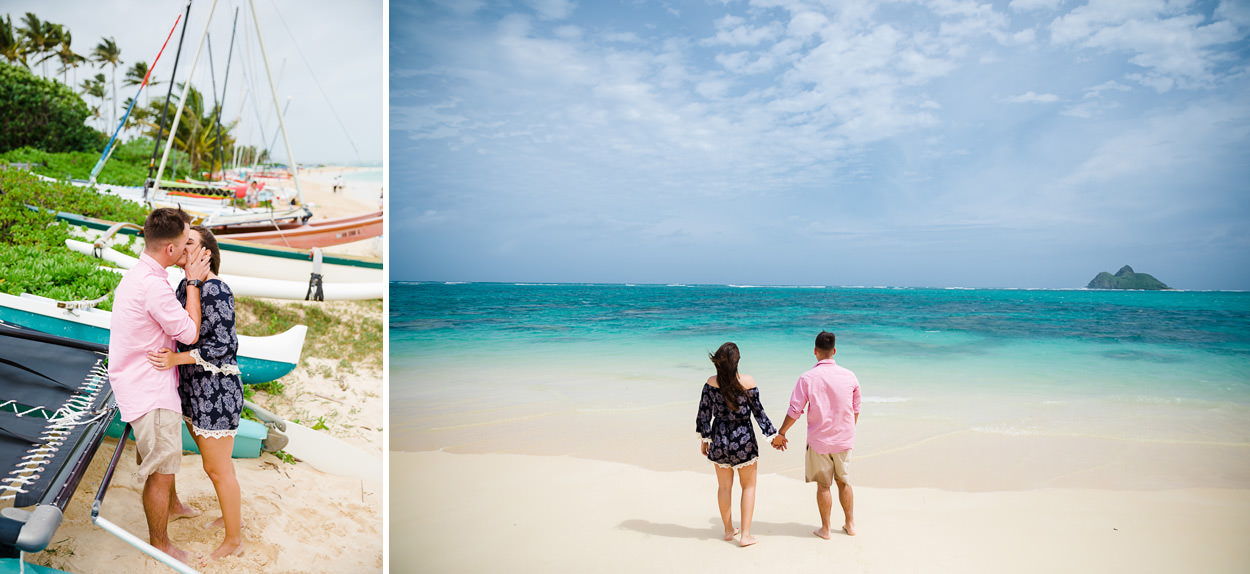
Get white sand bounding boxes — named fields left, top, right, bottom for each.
left=392, top=450, right=1250, bottom=573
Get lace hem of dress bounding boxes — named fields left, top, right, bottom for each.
left=697, top=434, right=712, bottom=444
left=182, top=417, right=238, bottom=439
left=189, top=349, right=242, bottom=376
left=712, top=457, right=758, bottom=470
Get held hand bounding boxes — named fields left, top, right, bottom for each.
left=771, top=434, right=788, bottom=451
left=147, top=348, right=175, bottom=371
left=185, top=246, right=211, bottom=282
left=700, top=442, right=709, bottom=456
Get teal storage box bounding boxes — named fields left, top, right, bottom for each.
left=105, top=412, right=268, bottom=458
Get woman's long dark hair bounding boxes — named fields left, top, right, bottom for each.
left=710, top=342, right=744, bottom=410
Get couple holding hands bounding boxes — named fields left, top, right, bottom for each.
left=695, top=331, right=861, bottom=547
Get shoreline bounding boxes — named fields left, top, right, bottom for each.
left=392, top=450, right=1250, bottom=573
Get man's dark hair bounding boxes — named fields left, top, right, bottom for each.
left=815, top=330, right=836, bottom=351
left=143, top=207, right=192, bottom=245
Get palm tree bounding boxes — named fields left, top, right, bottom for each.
left=80, top=73, right=107, bottom=131
left=19, top=13, right=56, bottom=77
left=92, top=36, right=123, bottom=134
left=53, top=28, right=86, bottom=87
left=140, top=85, right=238, bottom=177
left=124, top=60, right=158, bottom=106
left=0, top=14, right=29, bottom=67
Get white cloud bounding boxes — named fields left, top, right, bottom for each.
left=706, top=14, right=782, bottom=46
left=1009, top=0, right=1064, bottom=12
left=604, top=32, right=643, bottom=44
left=1002, top=91, right=1061, bottom=103
left=525, top=0, right=575, bottom=21
left=1050, top=0, right=1249, bottom=90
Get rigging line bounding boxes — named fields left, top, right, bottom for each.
left=213, top=8, right=241, bottom=180
left=89, top=9, right=184, bottom=184
left=147, top=0, right=195, bottom=197
left=265, top=0, right=363, bottom=162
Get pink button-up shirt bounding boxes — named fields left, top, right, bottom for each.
left=786, top=358, right=861, bottom=454
left=108, top=252, right=198, bottom=422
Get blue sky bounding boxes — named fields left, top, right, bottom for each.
left=390, top=0, right=1250, bottom=289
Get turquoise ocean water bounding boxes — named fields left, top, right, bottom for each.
left=391, top=282, right=1250, bottom=481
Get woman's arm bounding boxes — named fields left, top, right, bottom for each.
left=148, top=348, right=195, bottom=370
left=696, top=384, right=715, bottom=454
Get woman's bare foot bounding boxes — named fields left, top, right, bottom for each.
left=203, top=538, right=245, bottom=563
left=813, top=527, right=832, bottom=539
left=201, top=516, right=247, bottom=531
left=739, top=534, right=758, bottom=547
left=723, top=527, right=739, bottom=541
left=170, top=504, right=202, bottom=521
left=842, top=523, right=856, bottom=536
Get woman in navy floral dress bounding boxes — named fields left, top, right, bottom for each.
left=696, top=342, right=776, bottom=547
left=149, top=225, right=244, bottom=562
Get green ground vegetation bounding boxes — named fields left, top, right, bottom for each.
left=0, top=167, right=147, bottom=308
left=235, top=297, right=384, bottom=371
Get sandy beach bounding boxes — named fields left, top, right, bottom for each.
left=393, top=450, right=1250, bottom=573
left=25, top=170, right=384, bottom=573
left=391, top=390, right=1250, bottom=573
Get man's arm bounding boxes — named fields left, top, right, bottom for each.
left=771, top=415, right=799, bottom=450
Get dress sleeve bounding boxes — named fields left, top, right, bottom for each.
left=749, top=389, right=777, bottom=438
left=696, top=385, right=714, bottom=443
left=194, top=281, right=239, bottom=367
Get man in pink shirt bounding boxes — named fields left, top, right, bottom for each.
left=109, top=207, right=210, bottom=562
left=772, top=330, right=861, bottom=538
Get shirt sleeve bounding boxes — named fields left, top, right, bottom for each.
left=749, top=389, right=777, bottom=438
left=696, top=385, right=714, bottom=443
left=145, top=277, right=197, bottom=345
left=786, top=375, right=808, bottom=421
left=195, top=282, right=239, bottom=366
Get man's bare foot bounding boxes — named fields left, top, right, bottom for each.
left=153, top=542, right=192, bottom=563
left=170, top=504, right=202, bottom=521
left=739, top=534, right=758, bottom=547
left=723, top=527, right=739, bottom=541
left=203, top=538, right=245, bottom=563
left=842, top=523, right=856, bottom=536
left=813, top=527, right=832, bottom=540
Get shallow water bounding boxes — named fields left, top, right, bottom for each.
left=390, top=283, right=1250, bottom=486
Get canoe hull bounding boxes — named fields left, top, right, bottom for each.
left=0, top=293, right=305, bottom=384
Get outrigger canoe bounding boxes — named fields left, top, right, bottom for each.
left=212, top=210, right=383, bottom=249
left=0, top=292, right=305, bottom=385
left=67, top=239, right=383, bottom=301
left=50, top=208, right=383, bottom=287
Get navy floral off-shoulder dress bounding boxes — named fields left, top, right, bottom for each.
left=696, top=383, right=777, bottom=469
left=175, top=278, right=244, bottom=439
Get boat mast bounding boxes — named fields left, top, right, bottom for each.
left=153, top=0, right=221, bottom=194
left=248, top=0, right=304, bottom=205
left=213, top=8, right=240, bottom=181
left=146, top=0, right=193, bottom=200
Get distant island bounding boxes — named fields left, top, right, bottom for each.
left=1087, top=265, right=1171, bottom=290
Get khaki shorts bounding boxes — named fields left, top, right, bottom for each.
left=805, top=446, right=851, bottom=487
left=132, top=408, right=182, bottom=481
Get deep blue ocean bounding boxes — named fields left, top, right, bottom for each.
left=390, top=282, right=1250, bottom=453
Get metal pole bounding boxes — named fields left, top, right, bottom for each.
left=214, top=8, right=240, bottom=181
left=248, top=0, right=304, bottom=205
left=147, top=0, right=194, bottom=199
left=153, top=0, right=221, bottom=194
